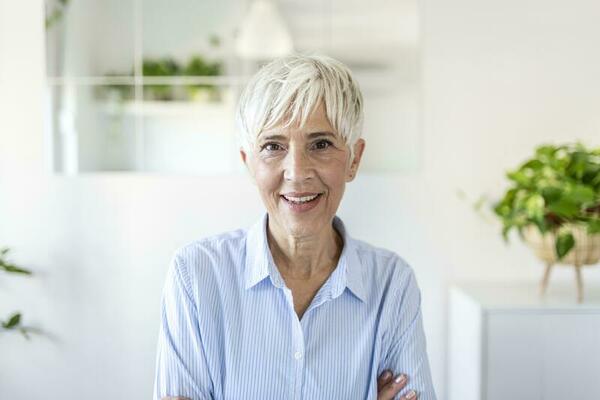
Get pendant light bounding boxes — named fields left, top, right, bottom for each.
left=235, top=0, right=293, bottom=60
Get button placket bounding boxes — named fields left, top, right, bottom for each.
left=292, top=344, right=305, bottom=400
left=282, top=286, right=306, bottom=400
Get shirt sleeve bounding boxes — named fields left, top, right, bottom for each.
left=153, top=254, right=214, bottom=400
left=381, top=264, right=437, bottom=400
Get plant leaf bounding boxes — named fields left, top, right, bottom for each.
left=533, top=218, right=548, bottom=233
left=547, top=198, right=580, bottom=218
left=567, top=185, right=595, bottom=204
left=19, top=327, right=31, bottom=340
left=541, top=186, right=563, bottom=203
left=501, top=224, right=512, bottom=242
left=567, top=151, right=590, bottom=180
left=521, top=159, right=544, bottom=171
left=506, top=171, right=531, bottom=187
left=525, top=194, right=545, bottom=221
left=535, top=145, right=557, bottom=160
left=472, top=194, right=489, bottom=212
left=555, top=232, right=575, bottom=260
left=0, top=262, right=32, bottom=275
left=2, top=312, right=21, bottom=329
left=588, top=219, right=600, bottom=234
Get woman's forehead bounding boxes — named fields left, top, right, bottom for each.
left=259, top=105, right=337, bottom=139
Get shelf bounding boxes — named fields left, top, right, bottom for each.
left=46, top=75, right=250, bottom=86
left=100, top=99, right=235, bottom=118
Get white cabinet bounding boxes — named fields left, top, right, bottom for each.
left=448, top=283, right=600, bottom=400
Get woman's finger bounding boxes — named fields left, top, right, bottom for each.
left=377, top=373, right=408, bottom=400
left=161, top=397, right=191, bottom=400
left=399, top=389, right=418, bottom=400
left=377, top=370, right=393, bottom=393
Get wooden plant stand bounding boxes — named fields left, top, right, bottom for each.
left=539, top=262, right=585, bottom=303
left=524, top=224, right=600, bottom=303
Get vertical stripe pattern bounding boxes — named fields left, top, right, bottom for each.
left=153, top=212, right=437, bottom=400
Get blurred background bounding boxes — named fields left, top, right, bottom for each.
left=1, top=0, right=599, bottom=399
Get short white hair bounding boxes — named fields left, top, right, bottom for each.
left=235, top=53, right=364, bottom=163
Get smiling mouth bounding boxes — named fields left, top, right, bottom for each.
left=280, top=193, right=323, bottom=204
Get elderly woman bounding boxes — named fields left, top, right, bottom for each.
left=153, top=54, right=437, bottom=400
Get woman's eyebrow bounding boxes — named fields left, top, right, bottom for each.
left=259, top=134, right=287, bottom=141
left=307, top=131, right=336, bottom=139
left=259, top=131, right=336, bottom=141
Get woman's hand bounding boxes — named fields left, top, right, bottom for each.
left=377, top=370, right=418, bottom=400
left=161, top=371, right=417, bottom=400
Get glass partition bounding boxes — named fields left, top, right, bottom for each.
left=45, top=0, right=421, bottom=174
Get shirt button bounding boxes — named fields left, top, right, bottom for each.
left=294, top=351, right=303, bottom=360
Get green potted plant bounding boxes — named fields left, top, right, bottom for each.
left=493, top=142, right=600, bottom=301
left=142, top=57, right=180, bottom=101
left=183, top=55, right=223, bottom=102
left=1, top=247, right=33, bottom=338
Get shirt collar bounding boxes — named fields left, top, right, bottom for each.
left=244, top=212, right=367, bottom=303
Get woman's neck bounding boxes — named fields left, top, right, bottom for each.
left=267, top=220, right=343, bottom=281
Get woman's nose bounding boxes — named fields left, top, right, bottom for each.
left=283, top=147, right=314, bottom=182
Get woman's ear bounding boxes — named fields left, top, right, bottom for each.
left=347, top=138, right=366, bottom=181
left=239, top=148, right=256, bottom=185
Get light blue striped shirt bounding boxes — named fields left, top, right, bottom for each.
left=153, top=212, right=436, bottom=400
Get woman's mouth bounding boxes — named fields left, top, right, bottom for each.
left=280, top=193, right=323, bottom=212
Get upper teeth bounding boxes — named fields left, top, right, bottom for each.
left=284, top=194, right=320, bottom=203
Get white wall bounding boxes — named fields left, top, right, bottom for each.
left=422, top=0, right=600, bottom=283
left=2, top=0, right=600, bottom=399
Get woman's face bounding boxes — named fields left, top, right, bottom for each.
left=240, top=101, right=365, bottom=239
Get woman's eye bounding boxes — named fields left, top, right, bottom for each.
left=314, top=140, right=333, bottom=150
left=261, top=143, right=282, bottom=152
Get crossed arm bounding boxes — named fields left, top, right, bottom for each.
left=160, top=373, right=416, bottom=400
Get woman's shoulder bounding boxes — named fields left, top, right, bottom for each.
left=163, top=228, right=250, bottom=312
left=351, top=238, right=416, bottom=284
left=352, top=238, right=411, bottom=268
left=170, top=227, right=249, bottom=275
